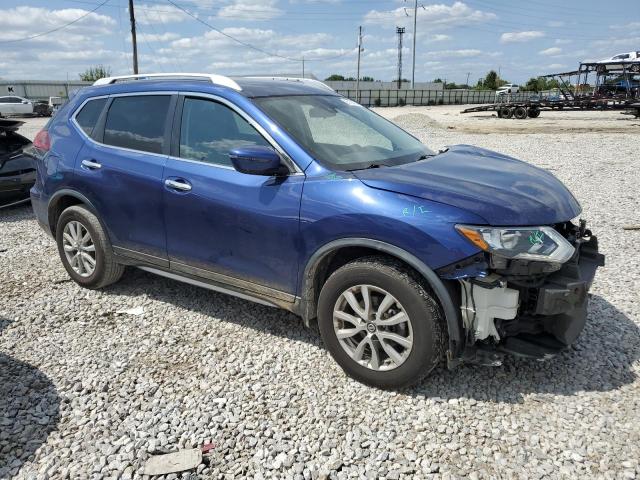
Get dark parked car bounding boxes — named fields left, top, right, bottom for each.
left=0, top=119, right=35, bottom=207
left=30, top=73, right=604, bottom=389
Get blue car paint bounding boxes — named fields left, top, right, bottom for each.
left=354, top=145, right=581, bottom=226
left=31, top=78, right=580, bottom=302
left=74, top=141, right=169, bottom=259
left=162, top=159, right=305, bottom=293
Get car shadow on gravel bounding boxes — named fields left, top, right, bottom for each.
left=408, top=294, right=640, bottom=402
left=105, top=270, right=638, bottom=402
left=0, top=203, right=34, bottom=224
left=0, top=317, right=61, bottom=478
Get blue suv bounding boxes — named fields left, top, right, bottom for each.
left=30, top=74, right=604, bottom=388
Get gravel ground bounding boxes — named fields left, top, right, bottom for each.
left=1, top=111, right=639, bottom=479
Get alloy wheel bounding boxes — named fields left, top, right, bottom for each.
left=333, top=284, right=413, bottom=371
left=62, top=220, right=96, bottom=277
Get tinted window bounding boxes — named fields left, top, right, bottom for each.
left=104, top=95, right=171, bottom=154
left=179, top=97, right=270, bottom=166
left=0, top=98, right=9, bottom=103
left=75, top=98, right=107, bottom=136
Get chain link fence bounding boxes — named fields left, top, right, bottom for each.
left=336, top=89, right=536, bottom=107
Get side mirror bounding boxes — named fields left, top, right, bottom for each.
left=229, top=146, right=285, bottom=176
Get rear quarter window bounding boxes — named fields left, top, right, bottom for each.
left=75, top=98, right=107, bottom=136
left=103, top=95, right=171, bottom=154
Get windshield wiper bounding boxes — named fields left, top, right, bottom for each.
left=346, top=163, right=387, bottom=171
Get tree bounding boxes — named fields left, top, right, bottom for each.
left=360, top=76, right=375, bottom=82
left=325, top=74, right=346, bottom=81
left=523, top=77, right=562, bottom=92
left=474, top=70, right=509, bottom=90
left=79, top=65, right=112, bottom=82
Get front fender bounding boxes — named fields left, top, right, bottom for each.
left=298, top=177, right=485, bottom=361
left=298, top=237, right=465, bottom=361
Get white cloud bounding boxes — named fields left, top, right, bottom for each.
left=0, top=6, right=116, bottom=40
left=217, top=0, right=283, bottom=20
left=137, top=32, right=181, bottom=42
left=425, top=34, right=451, bottom=43
left=539, top=47, right=562, bottom=56
left=136, top=4, right=189, bottom=25
left=592, top=36, right=640, bottom=48
left=364, top=2, right=495, bottom=29
left=426, top=49, right=501, bottom=58
left=609, top=21, right=640, bottom=30
left=500, top=31, right=545, bottom=43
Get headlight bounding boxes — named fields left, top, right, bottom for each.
left=455, top=225, right=575, bottom=264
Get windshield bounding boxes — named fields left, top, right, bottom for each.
left=253, top=95, right=433, bottom=170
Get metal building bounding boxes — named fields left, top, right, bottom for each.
left=0, top=80, right=91, bottom=101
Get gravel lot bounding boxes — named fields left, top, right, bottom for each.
left=1, top=110, right=639, bottom=479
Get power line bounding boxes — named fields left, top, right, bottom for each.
left=0, top=0, right=112, bottom=44
left=166, top=0, right=356, bottom=62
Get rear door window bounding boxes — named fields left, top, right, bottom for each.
left=75, top=98, right=107, bottom=136
left=103, top=95, right=171, bottom=154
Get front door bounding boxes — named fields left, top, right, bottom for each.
left=162, top=95, right=304, bottom=296
left=73, top=94, right=174, bottom=263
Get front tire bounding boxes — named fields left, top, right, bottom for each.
left=56, top=205, right=124, bottom=289
left=317, top=256, right=445, bottom=389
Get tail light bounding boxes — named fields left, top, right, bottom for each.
left=33, top=130, right=50, bottom=151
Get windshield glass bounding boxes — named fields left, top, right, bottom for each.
left=253, top=95, right=433, bottom=170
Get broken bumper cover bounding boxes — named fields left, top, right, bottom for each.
left=499, top=236, right=604, bottom=358
left=444, top=234, right=605, bottom=362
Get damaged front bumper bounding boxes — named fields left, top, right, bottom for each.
left=439, top=221, right=605, bottom=364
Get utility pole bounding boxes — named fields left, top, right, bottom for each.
left=396, top=26, right=405, bottom=90
left=128, top=0, right=139, bottom=74
left=466, top=72, right=471, bottom=87
left=302, top=57, right=305, bottom=78
left=411, top=0, right=418, bottom=89
left=356, top=26, right=362, bottom=103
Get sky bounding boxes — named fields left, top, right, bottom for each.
left=0, top=0, right=639, bottom=84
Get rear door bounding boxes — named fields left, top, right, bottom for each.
left=162, top=94, right=304, bottom=296
left=72, top=93, right=176, bottom=265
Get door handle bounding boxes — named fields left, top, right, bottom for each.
left=165, top=178, right=192, bottom=192
left=81, top=159, right=102, bottom=170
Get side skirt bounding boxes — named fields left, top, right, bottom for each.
left=139, top=267, right=281, bottom=308
left=113, top=247, right=299, bottom=313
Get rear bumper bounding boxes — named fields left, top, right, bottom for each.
left=29, top=186, right=53, bottom=236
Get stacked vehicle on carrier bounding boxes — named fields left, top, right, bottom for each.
left=462, top=55, right=640, bottom=119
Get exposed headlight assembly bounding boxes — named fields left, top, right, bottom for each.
left=455, top=225, right=575, bottom=264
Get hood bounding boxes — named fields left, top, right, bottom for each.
left=354, top=145, right=581, bottom=226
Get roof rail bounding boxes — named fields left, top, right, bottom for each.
left=93, top=73, right=242, bottom=91
left=244, top=76, right=335, bottom=92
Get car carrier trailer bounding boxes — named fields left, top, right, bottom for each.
left=461, top=59, right=639, bottom=119
left=461, top=97, right=638, bottom=119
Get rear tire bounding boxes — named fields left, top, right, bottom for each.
left=317, top=256, right=445, bottom=389
left=499, top=106, right=513, bottom=119
left=56, top=205, right=124, bottom=289
left=514, top=106, right=528, bottom=119
left=527, top=107, right=541, bottom=118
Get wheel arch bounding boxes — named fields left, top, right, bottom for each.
left=298, top=238, right=463, bottom=361
left=47, top=189, right=106, bottom=238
